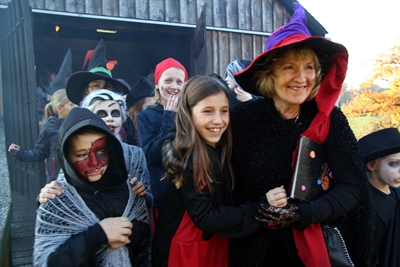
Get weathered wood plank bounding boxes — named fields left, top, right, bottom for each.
left=238, top=0, right=250, bottom=30
left=242, top=34, right=253, bottom=60
left=253, top=35, right=263, bottom=59
left=66, top=0, right=85, bottom=13
left=263, top=0, right=273, bottom=33
left=212, top=0, right=226, bottom=28
left=135, top=0, right=149, bottom=19
left=102, top=0, right=119, bottom=16
left=119, top=0, right=135, bottom=18
left=28, top=0, right=44, bottom=9
left=205, top=30, right=213, bottom=75
left=251, top=0, right=263, bottom=31
left=211, top=31, right=219, bottom=75
left=166, top=0, right=180, bottom=22
left=149, top=0, right=165, bottom=21
left=229, top=32, right=241, bottom=61
left=226, top=0, right=238, bottom=29
left=45, top=0, right=65, bottom=10
left=179, top=0, right=197, bottom=24
left=218, top=31, right=230, bottom=78
left=273, top=0, right=284, bottom=30
left=85, top=0, right=102, bottom=15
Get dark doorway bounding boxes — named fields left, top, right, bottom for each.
left=32, top=12, right=193, bottom=88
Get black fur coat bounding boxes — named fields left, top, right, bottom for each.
left=228, top=97, right=377, bottom=267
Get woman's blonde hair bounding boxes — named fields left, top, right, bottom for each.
left=255, top=47, right=322, bottom=100
left=43, top=89, right=69, bottom=122
left=169, top=75, right=235, bottom=193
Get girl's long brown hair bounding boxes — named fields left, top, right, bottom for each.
left=172, top=75, right=234, bottom=193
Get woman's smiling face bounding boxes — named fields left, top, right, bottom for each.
left=272, top=50, right=316, bottom=109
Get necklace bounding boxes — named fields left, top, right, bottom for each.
left=294, top=116, right=299, bottom=124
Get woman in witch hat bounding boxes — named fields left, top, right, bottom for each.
left=162, top=3, right=376, bottom=266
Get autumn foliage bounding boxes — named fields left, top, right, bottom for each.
left=341, top=40, right=400, bottom=138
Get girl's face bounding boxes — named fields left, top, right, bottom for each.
left=141, top=97, right=154, bottom=111
left=67, top=132, right=108, bottom=182
left=272, top=51, right=316, bottom=109
left=93, top=100, right=123, bottom=136
left=157, top=67, right=185, bottom=103
left=58, top=101, right=77, bottom=118
left=191, top=92, right=229, bottom=148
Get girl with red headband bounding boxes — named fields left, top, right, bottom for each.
left=136, top=58, right=188, bottom=229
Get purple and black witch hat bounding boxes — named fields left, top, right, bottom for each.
left=235, top=2, right=345, bottom=96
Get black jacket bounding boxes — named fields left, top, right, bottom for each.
left=47, top=108, right=150, bottom=267
left=152, top=145, right=260, bottom=267
left=14, top=116, right=63, bottom=182
left=228, top=98, right=376, bottom=267
left=137, top=104, right=175, bottom=208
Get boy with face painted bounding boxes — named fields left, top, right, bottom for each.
left=33, top=108, right=150, bottom=267
left=358, top=128, right=400, bottom=267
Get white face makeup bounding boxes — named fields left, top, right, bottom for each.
left=93, top=100, right=123, bottom=136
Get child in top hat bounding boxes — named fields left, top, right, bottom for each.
left=358, top=128, right=400, bottom=267
left=123, top=77, right=155, bottom=147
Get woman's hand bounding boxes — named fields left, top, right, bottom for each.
left=256, top=202, right=300, bottom=229
left=38, top=181, right=64, bottom=204
left=99, top=217, right=132, bottom=249
left=8, top=143, right=21, bottom=154
left=130, top=177, right=146, bottom=196
left=266, top=185, right=287, bottom=207
left=234, top=87, right=253, bottom=102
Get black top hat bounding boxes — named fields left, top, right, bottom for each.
left=358, top=128, right=400, bottom=162
left=125, top=77, right=155, bottom=109
left=66, top=39, right=129, bottom=104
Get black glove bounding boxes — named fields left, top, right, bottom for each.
left=255, top=201, right=300, bottom=229
left=161, top=139, right=183, bottom=175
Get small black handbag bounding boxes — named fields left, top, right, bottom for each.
left=322, top=224, right=355, bottom=267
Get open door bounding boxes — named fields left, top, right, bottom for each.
left=0, top=0, right=46, bottom=200
left=191, top=3, right=207, bottom=76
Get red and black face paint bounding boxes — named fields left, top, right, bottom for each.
left=72, top=137, right=109, bottom=181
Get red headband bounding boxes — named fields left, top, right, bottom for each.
left=154, top=58, right=188, bottom=84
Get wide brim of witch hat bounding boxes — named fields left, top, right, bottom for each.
left=66, top=66, right=130, bottom=104
left=45, top=48, right=72, bottom=95
left=358, top=128, right=400, bottom=163
left=235, top=3, right=345, bottom=96
left=126, top=77, right=155, bottom=109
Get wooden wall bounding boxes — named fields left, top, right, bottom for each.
left=0, top=0, right=295, bottom=77
left=10, top=0, right=291, bottom=32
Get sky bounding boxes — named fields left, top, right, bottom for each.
left=298, top=0, right=400, bottom=87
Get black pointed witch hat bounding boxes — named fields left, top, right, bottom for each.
left=66, top=39, right=129, bottom=104
left=44, top=48, right=72, bottom=95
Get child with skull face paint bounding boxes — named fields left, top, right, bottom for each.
left=33, top=107, right=150, bottom=267
left=136, top=58, right=188, bottom=228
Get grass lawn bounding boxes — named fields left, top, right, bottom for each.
left=347, top=116, right=379, bottom=140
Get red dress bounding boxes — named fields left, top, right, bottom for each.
left=168, top=211, right=229, bottom=267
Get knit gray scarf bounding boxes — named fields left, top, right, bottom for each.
left=33, top=171, right=149, bottom=267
